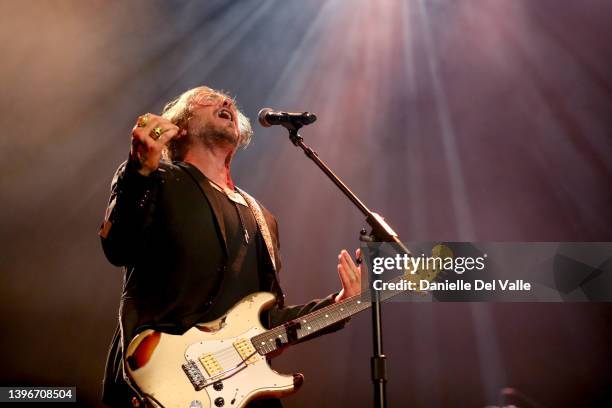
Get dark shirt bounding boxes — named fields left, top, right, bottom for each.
left=203, top=185, right=263, bottom=321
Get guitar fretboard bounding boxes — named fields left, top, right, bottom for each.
left=251, top=273, right=416, bottom=355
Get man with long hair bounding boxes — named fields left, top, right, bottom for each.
left=99, top=86, right=362, bottom=407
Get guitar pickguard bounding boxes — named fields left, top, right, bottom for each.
left=125, top=292, right=298, bottom=408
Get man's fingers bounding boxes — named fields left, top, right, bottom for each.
left=156, top=126, right=180, bottom=145
left=135, top=113, right=163, bottom=128
left=339, top=250, right=360, bottom=285
left=132, top=127, right=157, bottom=150
left=130, top=114, right=177, bottom=176
left=134, top=113, right=175, bottom=139
left=343, top=250, right=361, bottom=281
left=336, top=248, right=364, bottom=302
left=133, top=118, right=160, bottom=139
left=142, top=119, right=163, bottom=139
left=337, top=263, right=352, bottom=293
left=135, top=113, right=157, bottom=134
left=133, top=119, right=178, bottom=147
left=339, top=251, right=353, bottom=282
left=354, top=248, right=362, bottom=282
left=337, top=251, right=353, bottom=285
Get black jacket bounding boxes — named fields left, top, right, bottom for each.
left=99, top=160, right=338, bottom=407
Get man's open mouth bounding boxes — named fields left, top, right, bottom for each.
left=218, top=109, right=233, bottom=122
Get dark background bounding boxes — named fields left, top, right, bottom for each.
left=1, top=1, right=611, bottom=407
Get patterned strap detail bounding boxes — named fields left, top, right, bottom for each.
left=236, top=188, right=277, bottom=272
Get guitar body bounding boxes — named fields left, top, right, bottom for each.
left=125, top=292, right=301, bottom=408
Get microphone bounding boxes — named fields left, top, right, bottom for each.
left=258, top=108, right=317, bottom=128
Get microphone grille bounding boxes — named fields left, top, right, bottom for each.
left=258, top=108, right=273, bottom=127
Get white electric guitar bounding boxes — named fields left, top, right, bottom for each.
left=125, top=270, right=425, bottom=407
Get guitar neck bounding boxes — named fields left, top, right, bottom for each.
left=251, top=274, right=408, bottom=355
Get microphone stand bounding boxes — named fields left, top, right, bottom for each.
left=284, top=124, right=412, bottom=408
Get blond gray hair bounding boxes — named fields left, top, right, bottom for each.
left=161, top=86, right=253, bottom=161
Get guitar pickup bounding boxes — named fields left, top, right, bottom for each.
left=233, top=339, right=258, bottom=365
left=199, top=354, right=224, bottom=376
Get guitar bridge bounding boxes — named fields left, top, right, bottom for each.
left=182, top=360, right=206, bottom=391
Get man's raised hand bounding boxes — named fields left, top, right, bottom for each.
left=130, top=113, right=184, bottom=176
left=335, top=248, right=363, bottom=303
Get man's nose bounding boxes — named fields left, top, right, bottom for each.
left=222, top=98, right=232, bottom=108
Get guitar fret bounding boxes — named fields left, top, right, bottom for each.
left=252, top=293, right=380, bottom=355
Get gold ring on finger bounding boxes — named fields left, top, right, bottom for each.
left=137, top=114, right=150, bottom=128
left=150, top=126, right=164, bottom=140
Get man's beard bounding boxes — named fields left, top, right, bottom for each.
left=193, top=121, right=238, bottom=149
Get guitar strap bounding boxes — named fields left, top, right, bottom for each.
left=236, top=188, right=277, bottom=273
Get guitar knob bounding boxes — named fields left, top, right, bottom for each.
left=213, top=381, right=223, bottom=391
left=214, top=397, right=224, bottom=407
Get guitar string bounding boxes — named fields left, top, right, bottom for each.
left=192, top=283, right=363, bottom=363
left=188, top=274, right=416, bottom=367
left=253, top=294, right=369, bottom=344
left=251, top=272, right=413, bottom=349
left=202, top=295, right=368, bottom=367
left=184, top=301, right=370, bottom=375
left=188, top=308, right=347, bottom=368
left=206, top=291, right=377, bottom=363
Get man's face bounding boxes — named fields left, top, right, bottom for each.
left=189, top=92, right=240, bottom=147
